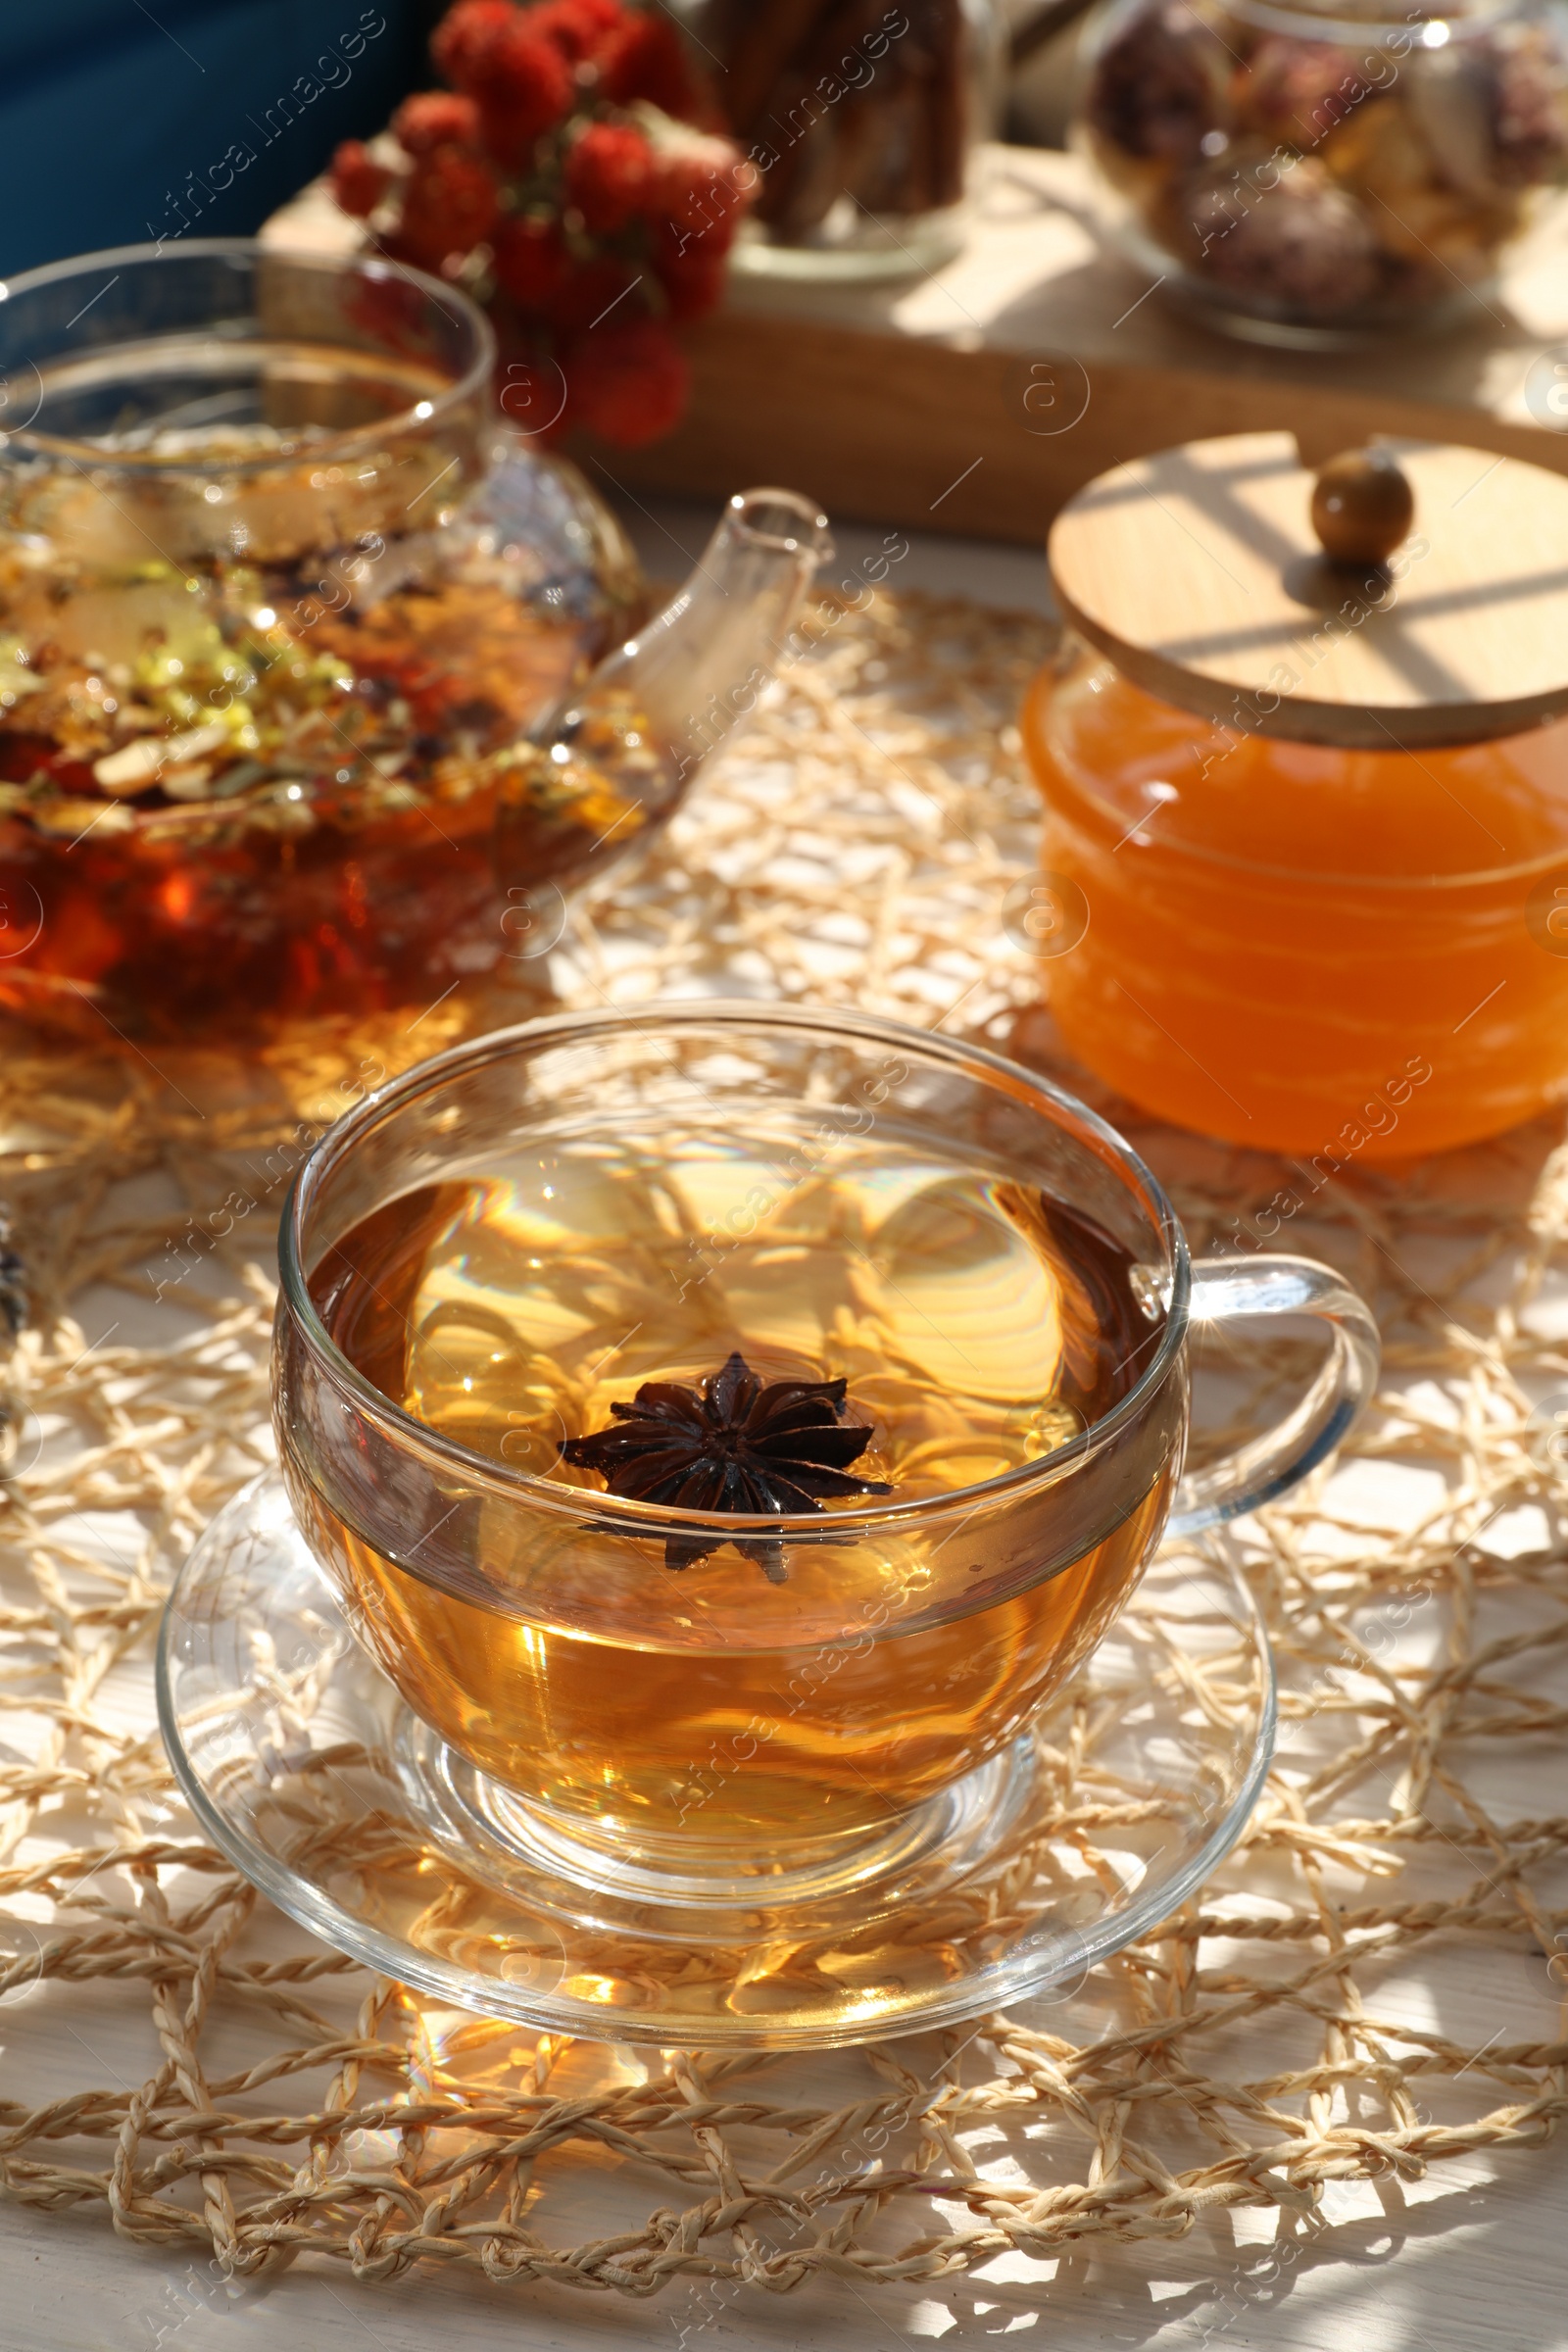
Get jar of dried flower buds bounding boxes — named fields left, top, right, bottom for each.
left=1072, top=0, right=1568, bottom=342
left=673, top=0, right=1004, bottom=279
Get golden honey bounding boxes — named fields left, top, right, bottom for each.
left=1024, top=647, right=1568, bottom=1157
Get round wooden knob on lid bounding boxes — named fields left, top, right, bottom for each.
left=1047, top=431, right=1568, bottom=750
left=1310, top=448, right=1414, bottom=566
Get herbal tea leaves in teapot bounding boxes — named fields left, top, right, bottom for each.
left=559, top=1350, right=891, bottom=1582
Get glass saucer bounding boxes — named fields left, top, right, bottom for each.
left=156, top=1473, right=1275, bottom=2049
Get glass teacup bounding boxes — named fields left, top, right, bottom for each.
left=273, top=1002, right=1378, bottom=1904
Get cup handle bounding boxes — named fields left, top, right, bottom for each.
left=1166, top=1254, right=1382, bottom=1539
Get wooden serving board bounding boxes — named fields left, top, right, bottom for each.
left=266, top=144, right=1568, bottom=547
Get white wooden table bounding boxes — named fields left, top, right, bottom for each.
left=2, top=509, right=1564, bottom=2352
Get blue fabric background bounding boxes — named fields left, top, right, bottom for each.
left=0, top=1, right=432, bottom=275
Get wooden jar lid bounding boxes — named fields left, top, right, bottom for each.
left=1047, top=431, right=1568, bottom=751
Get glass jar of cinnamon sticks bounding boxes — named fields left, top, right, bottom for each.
left=678, top=0, right=1004, bottom=278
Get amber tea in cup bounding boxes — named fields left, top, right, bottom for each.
left=274, top=1004, right=1378, bottom=1902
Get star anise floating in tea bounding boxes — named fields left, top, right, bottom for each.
left=559, top=1349, right=891, bottom=1582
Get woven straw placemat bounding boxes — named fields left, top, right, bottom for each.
left=0, top=587, right=1563, bottom=2304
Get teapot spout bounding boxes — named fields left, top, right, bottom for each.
left=495, top=488, right=830, bottom=896
left=593, top=486, right=833, bottom=775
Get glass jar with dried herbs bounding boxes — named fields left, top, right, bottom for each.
left=1073, top=0, right=1568, bottom=343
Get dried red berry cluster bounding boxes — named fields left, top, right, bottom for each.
left=329, top=0, right=750, bottom=447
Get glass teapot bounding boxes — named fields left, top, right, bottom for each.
left=0, top=241, right=827, bottom=1040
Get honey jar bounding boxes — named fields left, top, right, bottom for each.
left=1022, top=430, right=1568, bottom=1159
